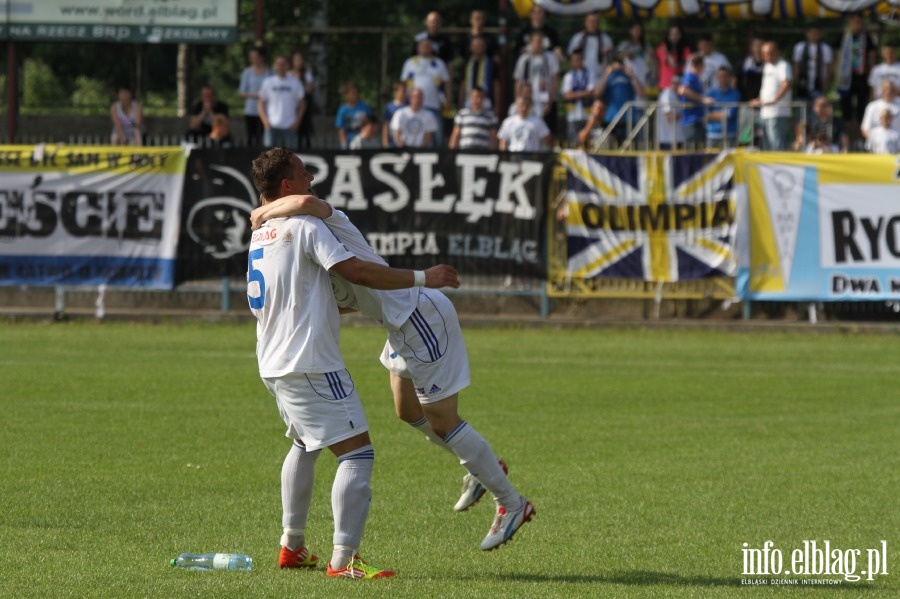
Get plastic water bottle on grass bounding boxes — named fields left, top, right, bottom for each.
left=170, top=552, right=253, bottom=571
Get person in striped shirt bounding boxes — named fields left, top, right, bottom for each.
left=449, top=87, right=498, bottom=150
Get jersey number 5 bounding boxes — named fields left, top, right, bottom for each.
left=248, top=248, right=266, bottom=309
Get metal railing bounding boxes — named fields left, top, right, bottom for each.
left=589, top=99, right=812, bottom=153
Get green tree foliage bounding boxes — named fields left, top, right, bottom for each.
left=22, top=59, right=66, bottom=110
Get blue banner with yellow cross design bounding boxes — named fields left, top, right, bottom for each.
left=561, top=150, right=737, bottom=282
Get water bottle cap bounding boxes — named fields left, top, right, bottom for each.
left=169, top=558, right=176, bottom=566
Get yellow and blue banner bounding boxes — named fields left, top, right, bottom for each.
left=734, top=152, right=900, bottom=301
left=561, top=150, right=736, bottom=282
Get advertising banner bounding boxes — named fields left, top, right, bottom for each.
left=178, top=148, right=552, bottom=284
left=0, top=145, right=186, bottom=288
left=561, top=150, right=736, bottom=282
left=0, top=0, right=237, bottom=43
left=734, top=153, right=900, bottom=301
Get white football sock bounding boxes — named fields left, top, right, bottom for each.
left=408, top=416, right=452, bottom=453
left=444, top=422, right=518, bottom=509
left=330, top=444, right=374, bottom=569
left=280, top=440, right=320, bottom=550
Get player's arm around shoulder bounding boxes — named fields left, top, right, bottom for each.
left=329, top=257, right=460, bottom=291
left=250, top=194, right=332, bottom=230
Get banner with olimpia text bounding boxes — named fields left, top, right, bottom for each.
left=0, top=145, right=187, bottom=289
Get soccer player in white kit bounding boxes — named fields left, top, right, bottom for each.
left=249, top=148, right=459, bottom=578
left=250, top=193, right=535, bottom=552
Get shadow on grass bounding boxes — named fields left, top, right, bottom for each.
left=492, top=571, right=881, bottom=591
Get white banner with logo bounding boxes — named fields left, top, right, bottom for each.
left=0, top=145, right=187, bottom=289
left=734, top=153, right=900, bottom=301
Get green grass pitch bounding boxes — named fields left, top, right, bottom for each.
left=0, top=321, right=897, bottom=598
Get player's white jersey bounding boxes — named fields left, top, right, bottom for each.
left=323, top=208, right=418, bottom=330
left=248, top=216, right=354, bottom=377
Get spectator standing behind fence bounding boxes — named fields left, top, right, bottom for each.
left=401, top=39, right=452, bottom=148
left=335, top=82, right=373, bottom=149
left=792, top=24, right=832, bottom=104
left=507, top=82, right=542, bottom=119
left=187, top=86, right=229, bottom=142
left=449, top=87, right=498, bottom=150
left=617, top=21, right=656, bottom=92
left=678, top=55, right=708, bottom=149
left=740, top=38, right=765, bottom=101
left=698, top=35, right=731, bottom=92
left=868, top=45, right=900, bottom=97
left=514, top=32, right=560, bottom=137
left=498, top=96, right=551, bottom=151
left=460, top=9, right=498, bottom=64
left=567, top=12, right=613, bottom=82
left=349, top=115, right=382, bottom=150
left=597, top=55, right=643, bottom=148
left=290, top=51, right=317, bottom=148
left=865, top=108, right=900, bottom=153
left=656, top=76, right=683, bottom=150
left=657, top=24, right=692, bottom=90
left=705, top=67, right=741, bottom=148
left=514, top=4, right=563, bottom=61
left=459, top=36, right=498, bottom=111
left=859, top=80, right=900, bottom=139
left=239, top=46, right=271, bottom=147
left=258, top=55, right=306, bottom=149
left=561, top=49, right=596, bottom=146
left=795, top=96, right=848, bottom=152
left=752, top=42, right=793, bottom=151
left=110, top=85, right=143, bottom=146
left=381, top=82, right=407, bottom=148
left=391, top=88, right=438, bottom=149
left=836, top=14, right=877, bottom=146
left=413, top=11, right=455, bottom=72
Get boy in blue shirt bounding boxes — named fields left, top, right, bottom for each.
left=677, top=54, right=708, bottom=149
left=335, top=82, right=374, bottom=149
left=705, top=67, right=741, bottom=148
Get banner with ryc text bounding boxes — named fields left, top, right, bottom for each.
left=734, top=153, right=900, bottom=301
left=0, top=145, right=186, bottom=288
left=178, top=148, right=551, bottom=284
left=562, top=150, right=736, bottom=282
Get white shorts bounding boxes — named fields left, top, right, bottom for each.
left=262, top=369, right=368, bottom=452
left=379, top=288, right=470, bottom=404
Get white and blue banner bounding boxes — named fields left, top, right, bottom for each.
left=0, top=145, right=187, bottom=289
left=734, top=153, right=900, bottom=301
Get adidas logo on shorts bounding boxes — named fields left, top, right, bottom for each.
left=429, top=384, right=442, bottom=394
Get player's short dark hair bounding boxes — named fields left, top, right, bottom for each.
left=252, top=147, right=296, bottom=200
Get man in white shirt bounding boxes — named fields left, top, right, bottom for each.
left=860, top=80, right=900, bottom=138
left=400, top=39, right=452, bottom=147
left=249, top=164, right=535, bottom=553
left=752, top=42, right=793, bottom=151
left=514, top=32, right=560, bottom=136
left=868, top=45, right=900, bottom=98
left=561, top=49, right=596, bottom=146
left=698, top=34, right=732, bottom=91
left=865, top=108, right=900, bottom=153
left=390, top=87, right=438, bottom=148
left=249, top=148, right=459, bottom=577
left=258, top=55, right=306, bottom=149
left=566, top=11, right=613, bottom=81
left=498, top=96, right=552, bottom=151
left=791, top=24, right=833, bottom=102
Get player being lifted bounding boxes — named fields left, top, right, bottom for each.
left=250, top=166, right=535, bottom=552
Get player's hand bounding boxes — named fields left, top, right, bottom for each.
left=424, top=264, right=460, bottom=289
left=249, top=206, right=268, bottom=230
